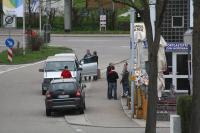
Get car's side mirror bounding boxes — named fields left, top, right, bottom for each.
left=39, top=68, right=44, bottom=72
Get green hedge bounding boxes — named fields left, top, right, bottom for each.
left=177, top=96, right=192, bottom=133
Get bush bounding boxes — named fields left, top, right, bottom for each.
left=26, top=29, right=44, bottom=51
left=177, top=96, right=192, bottom=133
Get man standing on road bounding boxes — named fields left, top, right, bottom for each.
left=61, top=66, right=72, bottom=78
left=108, top=66, right=119, bottom=100
left=84, top=49, right=92, bottom=59
left=83, top=49, right=92, bottom=81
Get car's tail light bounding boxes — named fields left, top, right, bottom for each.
left=76, top=89, right=81, bottom=97
left=46, top=91, right=52, bottom=99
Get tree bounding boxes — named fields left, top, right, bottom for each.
left=190, top=0, right=200, bottom=133
left=112, top=0, right=168, bottom=133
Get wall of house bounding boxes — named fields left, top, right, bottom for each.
left=161, top=0, right=190, bottom=43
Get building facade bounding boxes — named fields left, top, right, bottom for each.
left=161, top=0, right=191, bottom=93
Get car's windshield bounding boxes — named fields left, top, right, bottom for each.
left=50, top=82, right=76, bottom=91
left=45, top=61, right=76, bottom=71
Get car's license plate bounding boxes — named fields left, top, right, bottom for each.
left=58, top=95, right=69, bottom=98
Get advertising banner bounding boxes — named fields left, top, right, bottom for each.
left=3, top=0, right=24, bottom=17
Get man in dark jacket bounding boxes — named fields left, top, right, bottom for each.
left=106, top=63, right=112, bottom=99
left=120, top=69, right=130, bottom=96
left=107, top=66, right=119, bottom=100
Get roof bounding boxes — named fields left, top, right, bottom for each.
left=54, top=53, right=77, bottom=60
left=46, top=56, right=75, bottom=62
left=54, top=53, right=76, bottom=57
left=51, top=78, right=77, bottom=84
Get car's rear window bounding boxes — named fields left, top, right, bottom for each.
left=50, top=82, right=76, bottom=91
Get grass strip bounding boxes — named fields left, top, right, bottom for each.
left=0, top=46, right=72, bottom=65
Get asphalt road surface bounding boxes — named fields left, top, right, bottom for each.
left=0, top=36, right=169, bottom=133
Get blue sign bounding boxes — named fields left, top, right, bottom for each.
left=165, top=43, right=190, bottom=52
left=5, top=38, right=15, bottom=48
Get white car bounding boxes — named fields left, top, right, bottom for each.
left=39, top=56, right=82, bottom=95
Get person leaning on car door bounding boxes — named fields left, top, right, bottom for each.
left=61, top=66, right=72, bottom=78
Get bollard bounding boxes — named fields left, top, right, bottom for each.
left=170, top=115, right=181, bottom=133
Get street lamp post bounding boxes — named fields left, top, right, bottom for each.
left=130, top=7, right=135, bottom=118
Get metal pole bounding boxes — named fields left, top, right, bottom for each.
left=23, top=0, right=26, bottom=55
left=39, top=0, right=42, bottom=33
left=130, top=7, right=135, bottom=118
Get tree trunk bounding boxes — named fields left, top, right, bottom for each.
left=191, top=0, right=200, bottom=133
left=143, top=4, right=158, bottom=133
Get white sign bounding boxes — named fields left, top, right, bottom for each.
left=134, top=23, right=146, bottom=42
left=3, top=15, right=16, bottom=28
left=100, top=15, right=106, bottom=31
left=100, top=15, right=106, bottom=25
left=3, top=0, right=24, bottom=17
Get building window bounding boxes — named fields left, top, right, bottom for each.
left=177, top=54, right=188, bottom=75
left=165, top=78, right=173, bottom=90
left=177, top=78, right=190, bottom=90
left=172, top=16, right=184, bottom=28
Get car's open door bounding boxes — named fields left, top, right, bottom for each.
left=80, top=56, right=98, bottom=76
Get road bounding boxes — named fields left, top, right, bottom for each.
left=0, top=36, right=169, bottom=133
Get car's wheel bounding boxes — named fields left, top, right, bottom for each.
left=79, top=107, right=84, bottom=114
left=46, top=109, right=51, bottom=116
left=42, top=90, right=46, bottom=95
left=83, top=101, right=86, bottom=110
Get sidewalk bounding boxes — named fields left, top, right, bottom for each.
left=120, top=97, right=170, bottom=128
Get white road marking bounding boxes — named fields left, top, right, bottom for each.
left=0, top=61, right=44, bottom=75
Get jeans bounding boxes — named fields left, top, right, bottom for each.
left=122, top=82, right=129, bottom=96
left=108, top=82, right=117, bottom=99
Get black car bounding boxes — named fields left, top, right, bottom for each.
left=45, top=78, right=86, bottom=116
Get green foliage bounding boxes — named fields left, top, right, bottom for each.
left=73, top=0, right=86, bottom=9
left=177, top=96, right=192, bottom=133
left=52, top=16, right=64, bottom=31
left=134, top=0, right=144, bottom=9
left=72, top=9, right=99, bottom=31
left=0, top=46, right=72, bottom=64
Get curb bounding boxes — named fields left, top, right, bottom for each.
left=120, top=97, right=170, bottom=128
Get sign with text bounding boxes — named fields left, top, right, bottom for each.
left=134, top=23, right=146, bottom=41
left=100, top=15, right=106, bottom=31
left=100, top=15, right=106, bottom=25
left=165, top=43, right=190, bottom=52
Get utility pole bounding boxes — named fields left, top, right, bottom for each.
left=23, top=0, right=26, bottom=55
left=64, top=0, right=72, bottom=32
left=130, top=7, right=135, bottom=118
left=39, top=0, right=42, bottom=33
